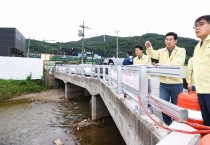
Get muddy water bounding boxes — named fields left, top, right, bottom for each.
left=0, top=96, right=125, bottom=145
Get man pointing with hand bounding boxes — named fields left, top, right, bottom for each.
left=145, top=32, right=186, bottom=125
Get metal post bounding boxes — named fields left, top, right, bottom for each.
left=97, top=65, right=100, bottom=79
left=139, top=66, right=148, bottom=113
left=103, top=65, right=106, bottom=81
left=108, top=65, right=111, bottom=85
left=55, top=64, right=58, bottom=72
left=81, top=65, right=84, bottom=76
left=117, top=66, right=123, bottom=94
left=91, top=65, right=93, bottom=77
left=27, top=37, right=30, bottom=58
left=69, top=65, right=71, bottom=74
left=75, top=66, right=78, bottom=75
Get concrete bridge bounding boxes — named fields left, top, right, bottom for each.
left=54, top=64, right=200, bottom=145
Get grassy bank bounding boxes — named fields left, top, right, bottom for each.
left=0, top=78, right=49, bottom=100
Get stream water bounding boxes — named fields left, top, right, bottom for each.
left=0, top=96, right=125, bottom=145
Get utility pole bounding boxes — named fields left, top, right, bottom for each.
left=79, top=20, right=90, bottom=63
left=114, top=29, right=120, bottom=58
left=27, top=37, right=30, bottom=58
left=103, top=35, right=106, bottom=58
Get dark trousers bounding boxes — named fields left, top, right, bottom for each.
left=197, top=94, right=210, bottom=126
left=159, top=83, right=183, bottom=125
left=192, top=86, right=196, bottom=91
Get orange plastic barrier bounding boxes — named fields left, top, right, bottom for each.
left=178, top=91, right=203, bottom=125
left=200, top=134, right=210, bottom=145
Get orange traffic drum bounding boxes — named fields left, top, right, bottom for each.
left=178, top=91, right=203, bottom=125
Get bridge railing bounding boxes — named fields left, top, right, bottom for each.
left=55, top=64, right=188, bottom=122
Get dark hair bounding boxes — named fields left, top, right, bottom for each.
left=134, top=45, right=144, bottom=50
left=127, top=51, right=132, bottom=55
left=195, top=15, right=210, bottom=24
left=165, top=32, right=178, bottom=40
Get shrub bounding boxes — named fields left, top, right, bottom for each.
left=0, top=79, right=49, bottom=100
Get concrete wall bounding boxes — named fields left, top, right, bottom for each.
left=0, top=56, right=43, bottom=80
left=55, top=72, right=170, bottom=145
left=65, top=82, right=84, bottom=99
left=91, top=95, right=110, bottom=120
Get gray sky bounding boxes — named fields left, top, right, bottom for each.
left=0, top=0, right=209, bottom=42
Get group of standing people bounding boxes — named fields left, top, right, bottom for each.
left=122, top=15, right=210, bottom=127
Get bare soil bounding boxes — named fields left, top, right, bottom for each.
left=8, top=88, right=65, bottom=102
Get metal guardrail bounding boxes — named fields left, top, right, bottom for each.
left=147, top=65, right=187, bottom=78
left=55, top=64, right=188, bottom=121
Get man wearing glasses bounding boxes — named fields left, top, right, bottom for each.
left=145, top=32, right=186, bottom=126
left=193, top=15, right=210, bottom=126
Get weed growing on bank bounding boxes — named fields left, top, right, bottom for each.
left=0, top=78, right=49, bottom=100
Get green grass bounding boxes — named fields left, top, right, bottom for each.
left=0, top=79, right=49, bottom=100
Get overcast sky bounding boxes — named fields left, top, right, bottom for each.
left=0, top=0, right=209, bottom=42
